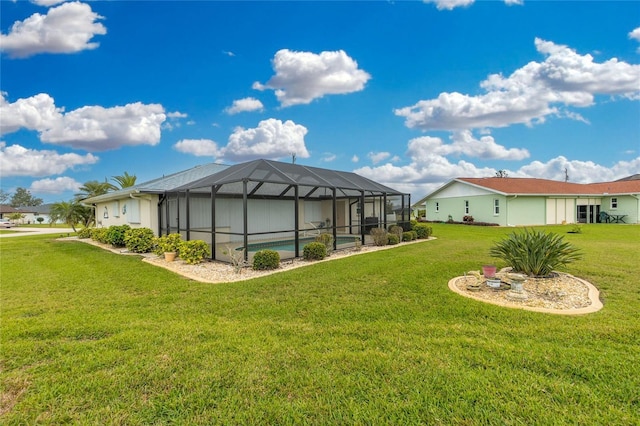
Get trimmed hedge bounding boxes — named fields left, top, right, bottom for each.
left=387, top=234, right=400, bottom=245
left=253, top=250, right=280, bottom=270
left=106, top=225, right=131, bottom=247
left=124, top=228, right=155, bottom=253
left=179, top=240, right=211, bottom=264
left=303, top=242, right=327, bottom=261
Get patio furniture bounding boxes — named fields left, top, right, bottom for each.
left=610, top=214, right=627, bottom=223
left=599, top=211, right=612, bottom=223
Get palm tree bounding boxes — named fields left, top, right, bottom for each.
left=75, top=180, right=113, bottom=200
left=111, top=172, right=137, bottom=189
left=50, top=201, right=86, bottom=232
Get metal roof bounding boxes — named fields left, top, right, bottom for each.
left=82, top=162, right=229, bottom=204
left=174, top=159, right=406, bottom=198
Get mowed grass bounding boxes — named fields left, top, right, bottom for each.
left=1, top=224, right=639, bottom=424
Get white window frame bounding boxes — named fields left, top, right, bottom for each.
left=464, top=200, right=469, bottom=215
left=611, top=198, right=618, bottom=210
left=493, top=199, right=500, bottom=216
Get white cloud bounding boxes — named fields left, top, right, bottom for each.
left=0, top=143, right=98, bottom=177
left=395, top=38, right=640, bottom=131
left=630, top=27, right=640, bottom=52
left=31, top=1, right=67, bottom=6
left=351, top=155, right=359, bottom=163
left=224, top=97, right=264, bottom=115
left=30, top=176, right=82, bottom=194
left=220, top=118, right=310, bottom=162
left=1, top=92, right=166, bottom=151
left=167, top=111, right=188, bottom=118
left=173, top=139, right=220, bottom=157
left=0, top=2, right=107, bottom=58
left=517, top=156, right=640, bottom=183
left=40, top=102, right=166, bottom=151
left=408, top=131, right=530, bottom=160
left=0, top=92, right=63, bottom=134
left=368, top=151, right=391, bottom=164
left=423, top=0, right=474, bottom=11
left=320, top=153, right=337, bottom=162
left=253, top=49, right=371, bottom=107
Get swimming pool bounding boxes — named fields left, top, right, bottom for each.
left=241, top=236, right=360, bottom=252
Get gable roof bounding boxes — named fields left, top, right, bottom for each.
left=82, top=162, right=229, bottom=204
left=457, top=177, right=640, bottom=196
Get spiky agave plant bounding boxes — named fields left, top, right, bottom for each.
left=489, top=228, right=583, bottom=277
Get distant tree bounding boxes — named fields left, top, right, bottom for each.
left=111, top=172, right=137, bottom=189
left=495, top=170, right=509, bottom=178
left=10, top=187, right=43, bottom=207
left=8, top=212, right=25, bottom=222
left=0, top=189, right=10, bottom=204
left=75, top=180, right=112, bottom=200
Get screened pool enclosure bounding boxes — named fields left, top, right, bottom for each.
left=159, top=159, right=411, bottom=263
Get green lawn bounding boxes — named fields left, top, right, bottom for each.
left=1, top=224, right=639, bottom=424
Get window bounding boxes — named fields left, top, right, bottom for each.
left=494, top=199, right=500, bottom=215
left=435, top=202, right=439, bottom=213
left=464, top=200, right=469, bottom=215
left=611, top=198, right=618, bottom=209
left=127, top=200, right=141, bottom=224
left=112, top=201, right=120, bottom=217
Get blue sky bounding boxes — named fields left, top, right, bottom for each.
left=1, top=0, right=639, bottom=204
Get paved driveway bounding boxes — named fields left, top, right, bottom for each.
left=0, top=227, right=76, bottom=238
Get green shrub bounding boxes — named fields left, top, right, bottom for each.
left=315, top=232, right=334, bottom=253
left=77, top=227, right=93, bottom=239
left=91, top=228, right=109, bottom=244
left=410, top=219, right=418, bottom=229
left=410, top=230, right=418, bottom=240
left=106, top=225, right=131, bottom=247
left=370, top=227, right=388, bottom=246
left=252, top=249, right=280, bottom=270
left=153, top=233, right=182, bottom=256
left=402, top=231, right=413, bottom=242
left=124, top=228, right=155, bottom=253
left=413, top=223, right=432, bottom=239
left=388, top=225, right=403, bottom=242
left=387, top=234, right=400, bottom=245
left=303, top=242, right=327, bottom=261
left=489, top=228, right=583, bottom=277
left=179, top=240, right=211, bottom=264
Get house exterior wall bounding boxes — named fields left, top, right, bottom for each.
left=95, top=195, right=159, bottom=234
left=601, top=195, right=639, bottom=223
left=546, top=198, right=576, bottom=224
left=505, top=197, right=546, bottom=225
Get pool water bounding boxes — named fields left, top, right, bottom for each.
left=242, top=236, right=359, bottom=252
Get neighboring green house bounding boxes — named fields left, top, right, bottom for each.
left=413, top=177, right=640, bottom=226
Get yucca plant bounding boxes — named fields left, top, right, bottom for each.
left=489, top=228, right=583, bottom=277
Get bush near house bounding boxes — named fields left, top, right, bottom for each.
left=252, top=249, right=280, bottom=270
left=370, top=228, right=388, bottom=246
left=387, top=234, right=400, bottom=245
left=91, top=228, right=110, bottom=244
left=106, top=225, right=131, bottom=247
left=303, top=242, right=327, bottom=260
left=315, top=233, right=334, bottom=253
left=153, top=233, right=183, bottom=256
left=388, top=225, right=403, bottom=242
left=124, top=228, right=155, bottom=253
left=179, top=240, right=211, bottom=264
left=413, top=223, right=432, bottom=239
left=77, top=227, right=93, bottom=239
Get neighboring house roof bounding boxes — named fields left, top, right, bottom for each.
left=82, top=162, right=229, bottom=204
left=457, top=177, right=640, bottom=196
left=414, top=177, right=640, bottom=207
left=616, top=174, right=640, bottom=182
left=20, top=204, right=53, bottom=215
left=0, top=205, right=21, bottom=214
left=175, top=159, right=406, bottom=198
